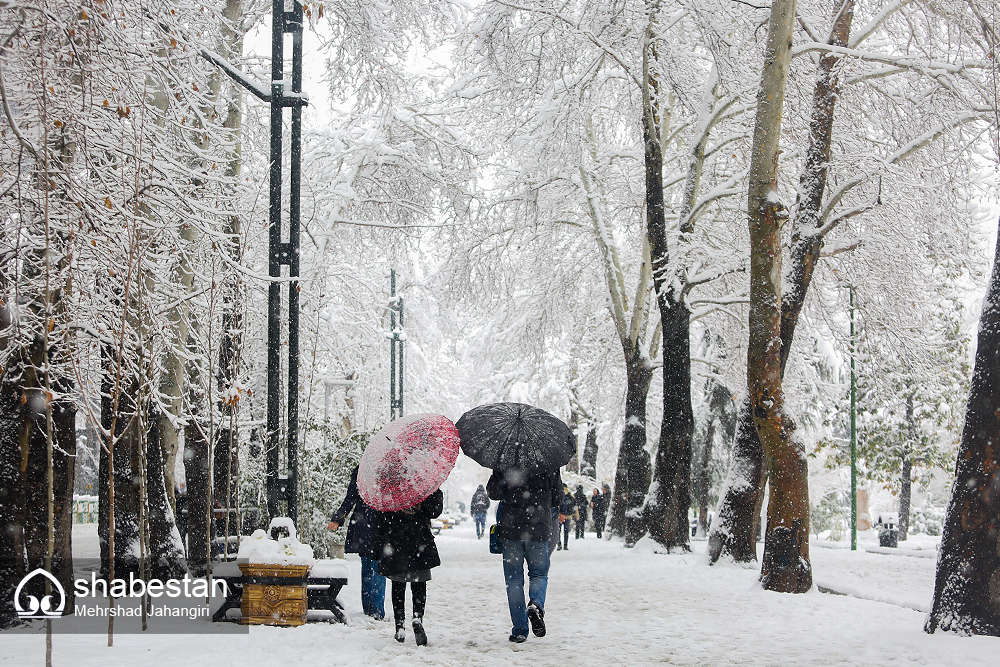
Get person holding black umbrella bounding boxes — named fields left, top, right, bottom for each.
left=487, top=467, right=564, bottom=642
left=456, top=402, right=575, bottom=643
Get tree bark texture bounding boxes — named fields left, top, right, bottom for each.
left=144, top=411, right=188, bottom=579
left=694, top=380, right=736, bottom=535
left=0, top=343, right=77, bottom=623
left=746, top=0, right=811, bottom=594
left=184, top=412, right=210, bottom=577
left=708, top=399, right=768, bottom=563
left=711, top=0, right=853, bottom=568
left=98, top=360, right=142, bottom=581
left=581, top=426, right=598, bottom=479
left=645, top=298, right=693, bottom=551
left=780, top=0, right=855, bottom=370
left=609, top=352, right=653, bottom=544
left=640, top=7, right=695, bottom=551
left=925, top=218, right=1000, bottom=636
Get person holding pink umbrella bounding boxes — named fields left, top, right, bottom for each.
left=357, top=413, right=460, bottom=646
left=372, top=489, right=443, bottom=645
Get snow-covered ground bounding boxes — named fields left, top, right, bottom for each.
left=2, top=522, right=995, bottom=666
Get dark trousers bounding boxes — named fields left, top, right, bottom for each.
left=595, top=514, right=605, bottom=538
left=391, top=580, right=427, bottom=628
left=561, top=519, right=570, bottom=548
left=575, top=519, right=585, bottom=539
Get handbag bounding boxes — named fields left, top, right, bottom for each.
left=489, top=501, right=504, bottom=554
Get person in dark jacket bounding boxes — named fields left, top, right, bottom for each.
left=470, top=484, right=490, bottom=539
left=601, top=484, right=612, bottom=534
left=557, top=485, right=574, bottom=550
left=487, top=467, right=563, bottom=643
left=372, top=489, right=443, bottom=646
left=573, top=485, right=589, bottom=539
left=590, top=487, right=608, bottom=538
left=328, top=466, right=385, bottom=620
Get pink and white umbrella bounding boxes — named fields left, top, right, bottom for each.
left=357, top=414, right=460, bottom=512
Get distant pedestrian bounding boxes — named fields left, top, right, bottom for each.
left=487, top=467, right=563, bottom=643
left=574, top=485, right=588, bottom=539
left=602, top=483, right=612, bottom=532
left=471, top=484, right=490, bottom=539
left=558, top=485, right=573, bottom=550
left=590, top=488, right=608, bottom=538
left=328, top=466, right=385, bottom=620
left=372, top=489, right=443, bottom=646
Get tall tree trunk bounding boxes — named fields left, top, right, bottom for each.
left=711, top=0, right=854, bottom=566
left=645, top=299, right=693, bottom=551
left=581, top=426, right=598, bottom=479
left=746, top=0, right=811, bottom=594
left=98, top=371, right=143, bottom=580
left=694, top=380, right=735, bottom=536
left=566, top=404, right=581, bottom=475
left=925, top=216, right=1000, bottom=636
left=708, top=400, right=768, bottom=562
left=145, top=410, right=187, bottom=579
left=609, top=353, right=653, bottom=544
left=640, top=3, right=695, bottom=551
left=184, top=385, right=210, bottom=577
left=899, top=394, right=915, bottom=541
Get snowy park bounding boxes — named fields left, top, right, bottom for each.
left=3, top=0, right=1000, bottom=664
left=0, top=520, right=995, bottom=666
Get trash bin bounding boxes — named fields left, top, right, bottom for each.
left=878, top=527, right=898, bottom=548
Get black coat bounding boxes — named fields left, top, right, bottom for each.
left=330, top=467, right=378, bottom=558
left=487, top=468, right=562, bottom=543
left=560, top=490, right=574, bottom=515
left=591, top=493, right=608, bottom=520
left=372, top=490, right=443, bottom=577
left=574, top=488, right=589, bottom=521
left=470, top=486, right=490, bottom=514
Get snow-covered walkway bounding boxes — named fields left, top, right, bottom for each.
left=2, top=522, right=995, bottom=666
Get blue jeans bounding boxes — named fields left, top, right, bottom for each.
left=361, top=555, right=386, bottom=619
left=501, top=540, right=550, bottom=636
left=474, top=512, right=487, bottom=537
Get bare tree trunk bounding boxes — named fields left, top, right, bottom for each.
left=898, top=394, right=914, bottom=541
left=98, top=363, right=143, bottom=580
left=581, top=426, right=598, bottom=479
left=925, top=216, right=1000, bottom=636
left=711, top=0, right=854, bottom=567
left=694, top=380, right=735, bottom=536
left=708, top=400, right=768, bottom=562
left=645, top=299, right=693, bottom=551
left=639, top=3, right=694, bottom=552
left=145, top=409, right=187, bottom=578
left=184, top=384, right=210, bottom=577
left=609, top=353, right=653, bottom=544
left=746, top=0, right=811, bottom=594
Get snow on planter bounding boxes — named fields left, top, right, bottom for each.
left=237, top=526, right=315, bottom=566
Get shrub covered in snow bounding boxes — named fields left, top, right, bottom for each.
left=909, top=505, right=946, bottom=536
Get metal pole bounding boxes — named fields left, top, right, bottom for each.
left=398, top=293, right=404, bottom=418
left=286, top=0, right=303, bottom=528
left=390, top=270, right=397, bottom=420
left=850, top=285, right=857, bottom=551
left=265, top=0, right=285, bottom=521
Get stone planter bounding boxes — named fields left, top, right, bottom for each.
left=239, top=563, right=309, bottom=626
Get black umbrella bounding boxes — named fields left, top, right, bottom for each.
left=456, top=402, right=575, bottom=473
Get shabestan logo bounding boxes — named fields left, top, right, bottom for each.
left=14, top=568, right=65, bottom=619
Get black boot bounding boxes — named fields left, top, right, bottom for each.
left=527, top=602, right=546, bottom=637
left=412, top=615, right=427, bottom=646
